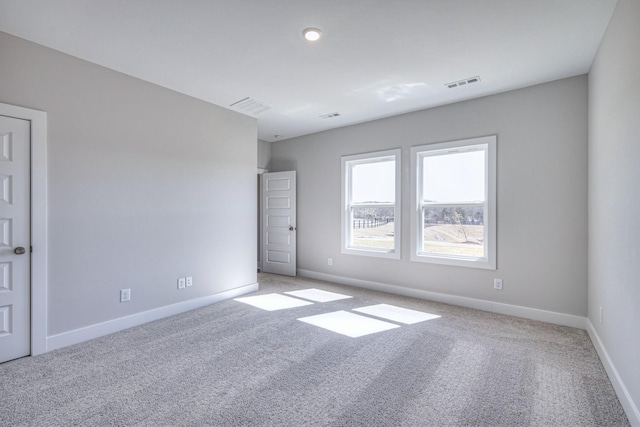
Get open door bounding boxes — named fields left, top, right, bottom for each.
left=0, top=115, right=31, bottom=363
left=261, top=171, right=296, bottom=276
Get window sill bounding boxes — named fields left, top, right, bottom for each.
left=342, top=247, right=401, bottom=260
left=410, top=252, right=496, bottom=270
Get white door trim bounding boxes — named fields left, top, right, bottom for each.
left=257, top=168, right=267, bottom=271
left=0, top=102, right=48, bottom=356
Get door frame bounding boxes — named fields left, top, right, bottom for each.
left=0, top=102, right=48, bottom=356
left=257, top=168, right=267, bottom=272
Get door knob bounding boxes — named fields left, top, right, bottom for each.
left=289, top=226, right=296, bottom=231
left=14, top=247, right=26, bottom=255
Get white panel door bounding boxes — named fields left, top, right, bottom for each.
left=261, top=171, right=296, bottom=276
left=0, top=116, right=31, bottom=363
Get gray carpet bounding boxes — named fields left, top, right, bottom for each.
left=1, top=273, right=629, bottom=426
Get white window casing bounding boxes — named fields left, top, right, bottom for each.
left=410, top=136, right=497, bottom=269
left=341, top=149, right=401, bottom=259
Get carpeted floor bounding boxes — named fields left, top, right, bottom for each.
left=1, top=273, right=629, bottom=426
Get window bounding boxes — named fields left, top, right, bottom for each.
left=411, top=136, right=496, bottom=269
left=342, top=149, right=401, bottom=259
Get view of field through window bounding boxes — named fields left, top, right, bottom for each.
left=350, top=159, right=395, bottom=250
left=351, top=207, right=395, bottom=249
left=422, top=207, right=484, bottom=257
left=420, top=148, right=486, bottom=258
left=347, top=145, right=487, bottom=259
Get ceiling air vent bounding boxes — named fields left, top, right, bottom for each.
left=445, top=76, right=481, bottom=89
left=229, top=97, right=271, bottom=115
left=319, top=112, right=341, bottom=119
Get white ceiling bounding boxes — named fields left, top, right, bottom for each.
left=0, top=0, right=617, bottom=142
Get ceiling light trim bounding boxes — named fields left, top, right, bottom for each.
left=303, top=28, right=322, bottom=42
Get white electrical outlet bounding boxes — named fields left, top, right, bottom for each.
left=186, top=276, right=193, bottom=287
left=493, top=279, right=503, bottom=290
left=599, top=306, right=604, bottom=324
left=178, top=278, right=186, bottom=289
left=328, top=258, right=333, bottom=266
left=120, top=288, right=131, bottom=302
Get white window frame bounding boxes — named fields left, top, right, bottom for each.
left=410, top=136, right=496, bottom=269
left=341, top=149, right=401, bottom=259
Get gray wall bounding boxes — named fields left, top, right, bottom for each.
left=257, top=139, right=271, bottom=170
left=0, top=32, right=257, bottom=336
left=588, top=0, right=640, bottom=415
left=257, top=140, right=271, bottom=267
left=271, top=76, right=588, bottom=316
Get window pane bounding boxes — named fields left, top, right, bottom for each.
left=350, top=207, right=395, bottom=250
left=422, top=149, right=485, bottom=203
left=352, top=159, right=395, bottom=203
left=422, top=206, right=484, bottom=257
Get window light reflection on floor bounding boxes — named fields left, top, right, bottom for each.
left=285, top=288, right=353, bottom=302
left=298, top=310, right=400, bottom=338
left=234, top=293, right=313, bottom=311
left=353, top=304, right=441, bottom=324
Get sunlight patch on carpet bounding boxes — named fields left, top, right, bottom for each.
left=353, top=304, right=441, bottom=324
left=298, top=310, right=399, bottom=338
left=285, top=288, right=353, bottom=302
left=234, top=293, right=313, bottom=311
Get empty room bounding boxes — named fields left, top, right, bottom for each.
left=0, top=0, right=638, bottom=425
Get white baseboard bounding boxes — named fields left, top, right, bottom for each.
left=297, top=269, right=586, bottom=329
left=47, top=283, right=259, bottom=352
left=586, top=319, right=640, bottom=426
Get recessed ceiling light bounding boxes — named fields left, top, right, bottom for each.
left=303, top=28, right=322, bottom=42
